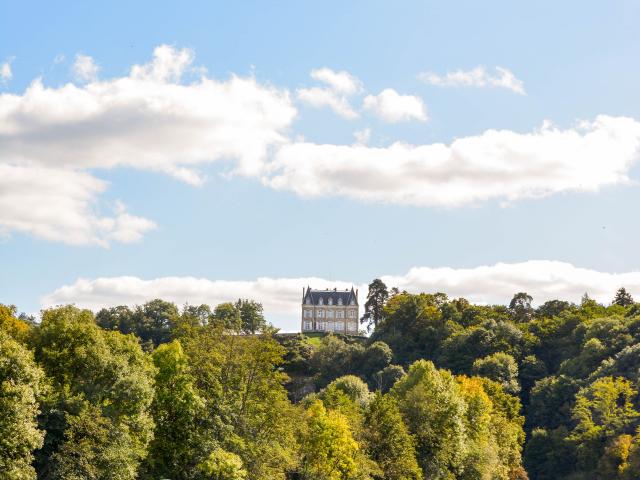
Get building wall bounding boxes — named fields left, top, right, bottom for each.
left=301, top=300, right=359, bottom=334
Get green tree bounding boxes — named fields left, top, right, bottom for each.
left=323, top=375, right=373, bottom=407
left=235, top=299, right=266, bottom=334
left=361, top=279, right=389, bottom=332
left=0, top=330, right=46, bottom=480
left=472, top=352, right=520, bottom=394
left=182, top=327, right=297, bottom=479
left=359, top=341, right=393, bottom=380
left=143, top=340, right=209, bottom=480
left=34, top=306, right=155, bottom=480
left=456, top=376, right=500, bottom=480
left=363, top=393, right=421, bottom=480
left=509, top=292, right=534, bottom=322
left=0, top=304, right=31, bottom=344
left=613, top=288, right=634, bottom=307
left=212, top=302, right=242, bottom=331
left=570, top=376, right=640, bottom=472
left=392, top=360, right=468, bottom=479
left=536, top=300, right=572, bottom=318
left=96, top=300, right=180, bottom=347
left=524, top=427, right=574, bottom=480
left=299, top=400, right=360, bottom=480
left=197, top=448, right=247, bottom=480
left=372, top=365, right=405, bottom=393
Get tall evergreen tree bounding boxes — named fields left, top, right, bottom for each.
left=361, top=279, right=389, bottom=332
left=613, top=287, right=634, bottom=307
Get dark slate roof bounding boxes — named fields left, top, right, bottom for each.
left=303, top=287, right=358, bottom=306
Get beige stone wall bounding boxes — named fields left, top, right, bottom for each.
left=301, top=302, right=359, bottom=334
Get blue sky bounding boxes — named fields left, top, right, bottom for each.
left=1, top=1, right=640, bottom=330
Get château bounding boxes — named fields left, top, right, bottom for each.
left=301, top=286, right=359, bottom=334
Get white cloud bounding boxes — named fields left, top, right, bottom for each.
left=310, top=67, right=363, bottom=95
left=363, top=88, right=428, bottom=123
left=72, top=54, right=100, bottom=82
left=297, top=67, right=362, bottom=119
left=297, top=86, right=359, bottom=119
left=1, top=60, right=12, bottom=83
left=381, top=261, right=640, bottom=307
left=0, top=45, right=297, bottom=182
left=0, top=164, right=155, bottom=246
left=265, top=115, right=640, bottom=206
left=419, top=66, right=526, bottom=95
left=42, top=261, right=640, bottom=331
left=0, top=45, right=297, bottom=245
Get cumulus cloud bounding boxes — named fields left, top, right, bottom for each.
left=0, top=164, right=155, bottom=246
left=310, top=67, right=362, bottom=95
left=419, top=66, right=526, bottom=95
left=0, top=45, right=296, bottom=245
left=363, top=88, right=427, bottom=123
left=72, top=54, right=100, bottom=82
left=0, top=45, right=297, bottom=182
left=42, top=261, right=640, bottom=330
left=297, top=86, right=359, bottom=119
left=297, top=67, right=362, bottom=119
left=265, top=115, right=640, bottom=206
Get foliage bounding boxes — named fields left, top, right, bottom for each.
left=613, top=288, right=634, bottom=308
left=299, top=400, right=360, bottom=480
left=10, top=287, right=640, bottom=480
left=472, top=352, right=520, bottom=394
left=0, top=330, right=45, bottom=480
left=197, top=448, right=247, bottom=480
left=34, top=305, right=155, bottom=480
left=363, top=392, right=421, bottom=480
left=142, top=340, right=209, bottom=479
left=361, top=279, right=389, bottom=332
left=392, top=360, right=468, bottom=478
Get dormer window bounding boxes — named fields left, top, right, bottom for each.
left=338, top=298, right=343, bottom=306
left=328, top=298, right=333, bottom=305
left=318, top=297, right=323, bottom=305
left=350, top=299, right=355, bottom=305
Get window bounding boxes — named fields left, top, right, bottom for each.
left=326, top=321, right=334, bottom=331
left=305, top=298, right=311, bottom=305
left=318, top=297, right=323, bottom=305
left=326, top=310, right=334, bottom=318
left=304, top=309, right=312, bottom=318
left=336, top=310, right=344, bottom=319
left=317, top=322, right=325, bottom=331
left=303, top=321, right=312, bottom=331
left=347, top=322, right=357, bottom=332
left=335, top=321, right=344, bottom=330
left=328, top=298, right=333, bottom=305
left=338, top=298, right=343, bottom=305
left=317, top=309, right=324, bottom=318
left=348, top=310, right=355, bottom=318
left=350, top=299, right=355, bottom=305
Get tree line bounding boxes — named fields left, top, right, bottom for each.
left=1, top=283, right=639, bottom=479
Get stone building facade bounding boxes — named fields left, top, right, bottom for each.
left=301, top=286, right=359, bottom=334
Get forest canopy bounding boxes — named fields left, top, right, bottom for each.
left=2, top=285, right=640, bottom=479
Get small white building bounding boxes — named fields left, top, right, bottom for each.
left=301, top=286, right=359, bottom=334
